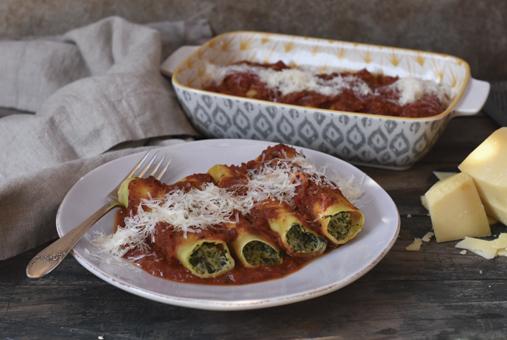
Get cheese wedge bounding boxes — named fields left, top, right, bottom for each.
left=420, top=195, right=428, bottom=210
left=487, top=215, right=499, bottom=225
left=459, top=127, right=507, bottom=224
left=425, top=172, right=490, bottom=242
left=422, top=187, right=498, bottom=225
left=481, top=194, right=507, bottom=226
left=433, top=171, right=457, bottom=181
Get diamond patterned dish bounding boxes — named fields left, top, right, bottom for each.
left=164, top=32, right=490, bottom=169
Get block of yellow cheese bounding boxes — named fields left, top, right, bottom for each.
left=425, top=172, right=491, bottom=242
left=421, top=195, right=498, bottom=225
left=459, top=127, right=507, bottom=224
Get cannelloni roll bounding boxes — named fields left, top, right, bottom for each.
left=227, top=218, right=282, bottom=268
left=208, top=164, right=248, bottom=188
left=255, top=144, right=299, bottom=163
left=258, top=200, right=327, bottom=256
left=118, top=176, right=168, bottom=208
left=175, top=233, right=235, bottom=278
left=301, top=183, right=364, bottom=245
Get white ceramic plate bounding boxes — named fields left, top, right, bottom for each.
left=56, top=139, right=400, bottom=310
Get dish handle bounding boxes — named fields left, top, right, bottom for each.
left=160, top=45, right=200, bottom=76
left=453, top=78, right=490, bottom=116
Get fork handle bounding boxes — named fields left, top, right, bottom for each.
left=26, top=202, right=117, bottom=279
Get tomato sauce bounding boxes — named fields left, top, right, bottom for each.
left=204, top=61, right=449, bottom=118
left=116, top=204, right=319, bottom=285
left=116, top=205, right=317, bottom=285
left=133, top=250, right=310, bottom=285
left=112, top=145, right=351, bottom=285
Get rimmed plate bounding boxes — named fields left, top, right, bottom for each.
left=56, top=139, right=399, bottom=310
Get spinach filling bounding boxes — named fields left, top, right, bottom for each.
left=327, top=211, right=354, bottom=240
left=189, top=242, right=230, bottom=275
left=286, top=224, right=326, bottom=254
left=242, top=240, right=281, bottom=266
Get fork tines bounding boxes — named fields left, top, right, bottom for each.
left=136, top=152, right=170, bottom=181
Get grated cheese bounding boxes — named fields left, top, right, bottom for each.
left=205, top=63, right=450, bottom=106
left=388, top=77, right=450, bottom=106
left=97, top=184, right=247, bottom=257
left=97, top=152, right=365, bottom=256
left=206, top=63, right=373, bottom=98
left=282, top=154, right=364, bottom=202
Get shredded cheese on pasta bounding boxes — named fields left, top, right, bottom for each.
left=96, top=152, right=364, bottom=256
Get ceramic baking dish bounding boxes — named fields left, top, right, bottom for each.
left=162, top=31, right=490, bottom=169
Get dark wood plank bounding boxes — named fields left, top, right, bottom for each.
left=1, top=113, right=506, bottom=339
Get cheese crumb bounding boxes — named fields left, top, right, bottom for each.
left=406, top=238, right=423, bottom=251
left=421, top=231, right=434, bottom=242
left=459, top=250, right=467, bottom=255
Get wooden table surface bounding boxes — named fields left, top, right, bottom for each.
left=1, top=114, right=505, bottom=339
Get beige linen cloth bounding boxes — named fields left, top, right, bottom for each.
left=0, top=17, right=212, bottom=260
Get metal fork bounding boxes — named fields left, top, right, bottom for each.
left=26, top=151, right=170, bottom=279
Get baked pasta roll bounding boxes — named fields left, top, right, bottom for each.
left=175, top=233, right=235, bottom=278
left=259, top=200, right=326, bottom=256
left=227, top=218, right=282, bottom=268
left=208, top=164, right=248, bottom=188
left=118, top=176, right=168, bottom=208
left=302, top=183, right=364, bottom=245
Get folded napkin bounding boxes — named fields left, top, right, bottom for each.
left=0, top=17, right=212, bottom=260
